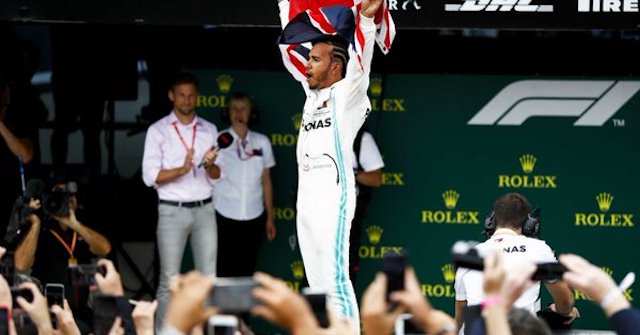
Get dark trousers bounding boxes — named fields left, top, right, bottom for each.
left=349, top=205, right=366, bottom=286
left=215, top=211, right=266, bottom=277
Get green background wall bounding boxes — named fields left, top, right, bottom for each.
left=191, top=69, right=640, bottom=332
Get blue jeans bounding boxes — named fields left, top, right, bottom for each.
left=154, top=202, right=217, bottom=331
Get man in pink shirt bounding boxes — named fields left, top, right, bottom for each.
left=142, top=73, right=221, bottom=331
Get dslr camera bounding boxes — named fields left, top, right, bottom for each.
left=42, top=182, right=77, bottom=217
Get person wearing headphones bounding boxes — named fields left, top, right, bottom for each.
left=213, top=92, right=276, bottom=277
left=453, top=192, right=578, bottom=334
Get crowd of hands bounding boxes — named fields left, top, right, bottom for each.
left=0, top=244, right=631, bottom=335
left=159, top=250, right=632, bottom=335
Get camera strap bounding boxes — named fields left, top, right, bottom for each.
left=49, top=229, right=78, bottom=266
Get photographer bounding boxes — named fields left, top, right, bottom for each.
left=454, top=192, right=578, bottom=333
left=14, top=181, right=111, bottom=333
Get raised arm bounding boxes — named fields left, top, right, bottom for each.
left=0, top=120, right=34, bottom=163
left=15, top=199, right=42, bottom=271
left=361, top=0, right=384, bottom=18
left=53, top=208, right=112, bottom=256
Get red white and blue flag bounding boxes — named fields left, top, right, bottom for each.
left=278, top=0, right=395, bottom=81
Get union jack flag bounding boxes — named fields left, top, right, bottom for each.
left=278, top=0, right=395, bottom=82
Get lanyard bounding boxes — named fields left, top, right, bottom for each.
left=237, top=138, right=255, bottom=161
left=49, top=229, right=77, bottom=259
left=172, top=121, right=198, bottom=176
left=172, top=122, right=197, bottom=151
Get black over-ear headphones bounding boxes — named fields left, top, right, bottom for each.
left=482, top=207, right=540, bottom=239
left=220, top=93, right=260, bottom=128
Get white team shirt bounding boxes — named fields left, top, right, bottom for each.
left=213, top=129, right=276, bottom=221
left=454, top=229, right=558, bottom=314
left=351, top=131, right=384, bottom=172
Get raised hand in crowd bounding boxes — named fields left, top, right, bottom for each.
left=478, top=250, right=557, bottom=335
left=560, top=254, right=630, bottom=317
left=95, top=259, right=124, bottom=296
left=132, top=300, right=158, bottom=335
left=161, top=271, right=218, bottom=334
left=360, top=272, right=405, bottom=335
left=361, top=267, right=456, bottom=335
left=392, top=267, right=456, bottom=335
left=51, top=300, right=81, bottom=335
left=0, top=249, right=17, bottom=335
left=16, top=282, right=53, bottom=334
left=251, top=272, right=318, bottom=335
left=483, top=250, right=536, bottom=308
left=481, top=250, right=535, bottom=335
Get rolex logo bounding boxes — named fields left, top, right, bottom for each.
left=369, top=76, right=383, bottom=97
left=366, top=225, right=383, bottom=245
left=519, top=154, right=537, bottom=174
left=596, top=192, right=614, bottom=212
left=575, top=192, right=633, bottom=228
left=499, top=153, right=556, bottom=189
left=601, top=266, right=613, bottom=276
left=441, top=264, right=455, bottom=283
left=442, top=190, right=460, bottom=209
left=290, top=260, right=305, bottom=280
left=291, top=113, right=302, bottom=131
left=216, top=74, right=234, bottom=94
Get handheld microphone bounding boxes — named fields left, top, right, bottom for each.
left=198, top=132, right=234, bottom=168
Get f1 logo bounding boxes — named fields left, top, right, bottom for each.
left=467, top=80, right=640, bottom=126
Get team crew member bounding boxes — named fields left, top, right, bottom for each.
left=214, top=92, right=277, bottom=277
left=277, top=0, right=394, bottom=330
left=142, top=73, right=221, bottom=331
left=454, top=192, right=578, bottom=333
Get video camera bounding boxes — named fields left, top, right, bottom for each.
left=4, top=179, right=78, bottom=246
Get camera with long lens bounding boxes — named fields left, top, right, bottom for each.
left=42, top=182, right=77, bottom=217
left=4, top=179, right=78, bottom=246
left=42, top=190, right=70, bottom=216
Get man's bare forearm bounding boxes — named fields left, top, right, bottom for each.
left=15, top=216, right=41, bottom=271
left=156, top=167, right=188, bottom=185
left=356, top=169, right=382, bottom=187
left=0, top=121, right=33, bottom=163
left=73, top=220, right=112, bottom=256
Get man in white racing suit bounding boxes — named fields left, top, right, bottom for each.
left=277, top=0, right=393, bottom=331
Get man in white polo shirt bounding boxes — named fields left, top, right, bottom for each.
left=454, top=192, right=578, bottom=333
